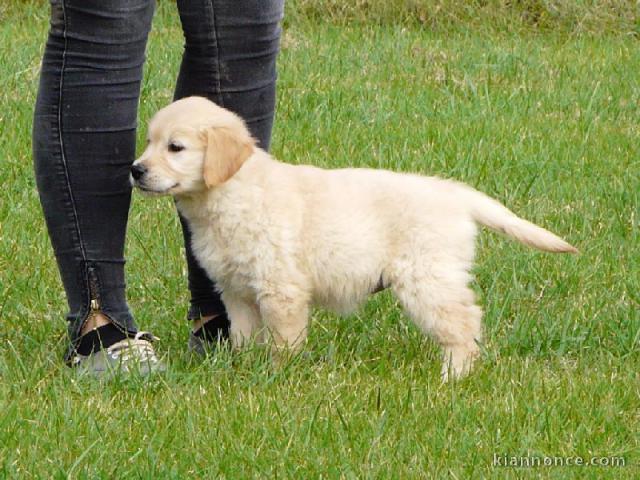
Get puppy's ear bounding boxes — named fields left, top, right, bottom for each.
left=203, top=126, right=255, bottom=187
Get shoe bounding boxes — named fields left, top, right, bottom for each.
left=188, top=329, right=229, bottom=356
left=188, top=330, right=209, bottom=356
left=188, top=320, right=229, bottom=357
left=70, top=331, right=164, bottom=377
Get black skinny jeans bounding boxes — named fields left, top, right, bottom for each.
left=32, top=0, right=283, bottom=358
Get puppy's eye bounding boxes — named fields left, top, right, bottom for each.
left=168, top=142, right=184, bottom=153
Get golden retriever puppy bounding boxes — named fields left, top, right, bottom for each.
left=131, top=96, right=577, bottom=380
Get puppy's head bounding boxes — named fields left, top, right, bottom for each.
left=131, top=96, right=255, bottom=195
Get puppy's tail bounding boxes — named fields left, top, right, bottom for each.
left=464, top=187, right=578, bottom=253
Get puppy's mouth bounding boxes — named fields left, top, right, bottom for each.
left=134, top=181, right=179, bottom=196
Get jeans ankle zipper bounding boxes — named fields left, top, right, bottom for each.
left=87, top=267, right=122, bottom=335
left=88, top=267, right=101, bottom=313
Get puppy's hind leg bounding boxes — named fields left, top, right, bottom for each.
left=391, top=268, right=482, bottom=381
left=433, top=301, right=482, bottom=381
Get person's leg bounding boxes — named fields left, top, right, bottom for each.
left=173, top=0, right=284, bottom=341
left=33, top=0, right=156, bottom=363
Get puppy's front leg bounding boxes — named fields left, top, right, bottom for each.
left=221, top=292, right=261, bottom=348
left=259, top=293, right=310, bottom=358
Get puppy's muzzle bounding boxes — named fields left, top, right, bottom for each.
left=130, top=163, right=147, bottom=181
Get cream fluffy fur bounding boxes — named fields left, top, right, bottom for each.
left=132, top=96, right=577, bottom=380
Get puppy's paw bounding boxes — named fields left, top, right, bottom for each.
left=441, top=342, right=480, bottom=382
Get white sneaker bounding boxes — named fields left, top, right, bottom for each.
left=71, top=332, right=164, bottom=377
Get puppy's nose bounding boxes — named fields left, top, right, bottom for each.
left=130, top=163, right=147, bottom=180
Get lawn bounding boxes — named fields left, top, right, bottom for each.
left=0, top=1, right=638, bottom=478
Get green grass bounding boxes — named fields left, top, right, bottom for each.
left=285, top=0, right=639, bottom=35
left=1, top=1, right=639, bottom=478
